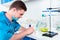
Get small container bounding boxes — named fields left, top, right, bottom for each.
left=55, top=23, right=60, bottom=31
left=56, top=25, right=60, bottom=31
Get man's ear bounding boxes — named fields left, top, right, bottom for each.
left=12, top=8, right=16, bottom=12
left=11, top=8, right=17, bottom=16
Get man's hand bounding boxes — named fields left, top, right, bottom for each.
left=25, top=27, right=34, bottom=35
left=10, top=27, right=34, bottom=40
left=18, top=27, right=27, bottom=31
left=18, top=26, right=34, bottom=35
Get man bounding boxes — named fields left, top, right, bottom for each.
left=0, top=1, right=34, bottom=40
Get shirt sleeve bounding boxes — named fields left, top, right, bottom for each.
left=13, top=21, right=21, bottom=32
left=15, top=22, right=21, bottom=32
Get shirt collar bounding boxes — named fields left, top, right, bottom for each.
left=3, top=11, right=11, bottom=25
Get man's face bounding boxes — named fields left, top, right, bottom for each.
left=14, top=9, right=25, bottom=18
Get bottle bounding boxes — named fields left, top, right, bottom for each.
left=38, top=13, right=48, bottom=32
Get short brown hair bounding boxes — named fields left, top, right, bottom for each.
left=10, top=1, right=27, bottom=11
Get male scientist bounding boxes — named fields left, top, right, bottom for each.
left=0, top=1, right=34, bottom=40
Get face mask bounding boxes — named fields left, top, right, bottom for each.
left=12, top=16, right=19, bottom=21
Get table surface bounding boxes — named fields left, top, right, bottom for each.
left=27, top=28, right=60, bottom=40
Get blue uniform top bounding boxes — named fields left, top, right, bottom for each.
left=0, top=11, right=21, bottom=40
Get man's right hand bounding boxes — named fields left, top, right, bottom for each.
left=25, top=27, right=34, bottom=35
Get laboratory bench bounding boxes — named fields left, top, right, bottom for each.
left=27, top=28, right=60, bottom=40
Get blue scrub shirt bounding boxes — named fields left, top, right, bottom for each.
left=0, top=11, right=20, bottom=40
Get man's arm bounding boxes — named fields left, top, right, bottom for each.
left=18, top=26, right=27, bottom=32
left=10, top=27, right=34, bottom=40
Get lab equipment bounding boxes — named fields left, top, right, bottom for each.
left=42, top=10, right=60, bottom=12
left=42, top=14, right=46, bottom=17
left=56, top=23, right=60, bottom=31
left=42, top=11, right=58, bottom=37
left=36, top=21, right=48, bottom=32
left=40, top=27, right=48, bottom=32
left=42, top=8, right=60, bottom=12
left=40, top=14, right=48, bottom=32
left=42, top=0, right=58, bottom=37
left=42, top=31, right=58, bottom=37
left=56, top=26, right=60, bottom=31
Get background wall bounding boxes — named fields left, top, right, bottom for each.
left=0, top=0, right=60, bottom=31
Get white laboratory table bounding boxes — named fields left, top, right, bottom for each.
left=18, top=20, right=60, bottom=40
left=27, top=28, right=60, bottom=40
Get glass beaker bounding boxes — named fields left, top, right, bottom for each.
left=36, top=21, right=48, bottom=32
